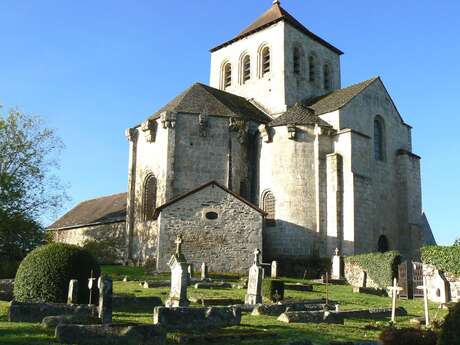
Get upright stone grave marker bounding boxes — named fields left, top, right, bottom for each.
left=201, top=262, right=208, bottom=281
left=98, top=276, right=113, bottom=324
left=165, top=235, right=190, bottom=307
left=387, top=278, right=403, bottom=323
left=188, top=263, right=194, bottom=282
left=67, top=280, right=78, bottom=305
left=271, top=260, right=278, bottom=279
left=87, top=270, right=97, bottom=306
left=245, top=249, right=263, bottom=305
left=332, top=248, right=343, bottom=280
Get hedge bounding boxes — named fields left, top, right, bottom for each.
left=262, top=279, right=284, bottom=302
left=421, top=245, right=460, bottom=277
left=344, top=251, right=401, bottom=288
left=438, top=302, right=460, bottom=345
left=14, top=243, right=100, bottom=304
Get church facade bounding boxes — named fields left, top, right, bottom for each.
left=48, top=1, right=435, bottom=272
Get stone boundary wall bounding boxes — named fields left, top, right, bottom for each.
left=423, top=263, right=460, bottom=303
left=344, top=262, right=380, bottom=289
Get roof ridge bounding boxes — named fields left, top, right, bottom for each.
left=77, top=192, right=127, bottom=205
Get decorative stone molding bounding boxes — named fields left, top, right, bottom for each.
left=287, top=124, right=297, bottom=140
left=229, top=117, right=248, bottom=143
left=141, top=119, right=158, bottom=143
left=125, top=127, right=138, bottom=142
left=258, top=124, right=272, bottom=143
left=198, top=109, right=209, bottom=137
left=160, top=111, right=176, bottom=129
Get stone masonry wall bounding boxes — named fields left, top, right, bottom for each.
left=156, top=184, right=263, bottom=273
left=50, top=222, right=126, bottom=262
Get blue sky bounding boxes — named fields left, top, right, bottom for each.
left=0, top=0, right=458, bottom=245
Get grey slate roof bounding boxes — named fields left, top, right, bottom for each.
left=305, top=77, right=379, bottom=116
left=210, top=2, right=343, bottom=55
left=269, top=103, right=331, bottom=127
left=149, top=83, right=272, bottom=124
left=47, top=193, right=127, bottom=230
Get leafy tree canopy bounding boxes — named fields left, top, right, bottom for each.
left=0, top=106, right=67, bottom=261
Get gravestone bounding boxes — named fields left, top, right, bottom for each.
left=67, top=280, right=78, bottom=305
left=98, top=276, right=112, bottom=324
left=331, top=248, right=343, bottom=280
left=88, top=270, right=97, bottom=306
left=201, top=262, right=208, bottom=281
left=271, top=261, right=278, bottom=279
left=165, top=236, right=190, bottom=307
left=417, top=276, right=430, bottom=326
left=188, top=263, right=194, bottom=282
left=245, top=249, right=263, bottom=305
left=387, top=278, right=403, bottom=323
left=428, top=270, right=450, bottom=304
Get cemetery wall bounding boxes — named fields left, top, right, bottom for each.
left=156, top=184, right=263, bottom=273
left=423, top=263, right=460, bottom=303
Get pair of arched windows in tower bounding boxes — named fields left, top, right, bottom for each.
left=294, top=47, right=332, bottom=91
left=221, top=46, right=271, bottom=89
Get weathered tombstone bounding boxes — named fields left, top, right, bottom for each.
left=188, top=263, right=194, bottom=282
left=165, top=236, right=190, bottom=307
left=98, top=276, right=113, bottom=324
left=87, top=270, right=97, bottom=306
left=387, top=278, right=403, bottom=323
left=122, top=276, right=129, bottom=282
left=201, top=262, right=208, bottom=281
left=245, top=249, right=263, bottom=305
left=331, top=248, right=343, bottom=280
left=67, top=280, right=78, bottom=305
left=271, top=260, right=278, bottom=279
left=417, top=276, right=430, bottom=327
left=359, top=271, right=367, bottom=288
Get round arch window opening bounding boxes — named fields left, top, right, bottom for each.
left=205, top=211, right=219, bottom=220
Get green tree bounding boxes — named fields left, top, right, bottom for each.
left=454, top=238, right=460, bottom=246
left=0, top=107, right=67, bottom=261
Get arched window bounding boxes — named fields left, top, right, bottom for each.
left=308, top=54, right=316, bottom=82
left=374, top=116, right=385, bottom=161
left=377, top=235, right=389, bottom=253
left=262, top=190, right=275, bottom=223
left=142, top=174, right=157, bottom=221
left=261, top=46, right=271, bottom=77
left=293, top=47, right=301, bottom=75
left=242, top=55, right=251, bottom=83
left=222, top=62, right=232, bottom=89
left=323, top=64, right=331, bottom=91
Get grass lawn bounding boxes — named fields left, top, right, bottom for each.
left=0, top=265, right=448, bottom=345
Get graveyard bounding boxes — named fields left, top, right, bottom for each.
left=0, top=242, right=454, bottom=345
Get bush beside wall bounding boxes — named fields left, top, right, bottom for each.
left=344, top=251, right=401, bottom=289
left=421, top=245, right=460, bottom=277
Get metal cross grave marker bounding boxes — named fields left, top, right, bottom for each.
left=417, top=276, right=430, bottom=326
left=387, top=278, right=403, bottom=322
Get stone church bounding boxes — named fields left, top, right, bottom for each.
left=48, top=1, right=435, bottom=273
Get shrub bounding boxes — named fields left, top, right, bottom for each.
left=438, top=302, right=460, bottom=345
left=262, top=279, right=285, bottom=302
left=345, top=251, right=400, bottom=288
left=421, top=245, right=460, bottom=277
left=270, top=256, right=331, bottom=279
left=379, top=327, right=437, bottom=345
left=14, top=243, right=100, bottom=304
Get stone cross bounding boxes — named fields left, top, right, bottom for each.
left=67, top=279, right=78, bottom=305
left=201, top=262, right=208, bottom=281
left=187, top=263, right=194, bottom=282
left=175, top=235, right=183, bottom=255
left=417, top=276, right=430, bottom=326
left=98, top=276, right=113, bottom=324
left=87, top=270, right=97, bottom=306
left=271, top=260, right=278, bottom=279
left=253, top=248, right=261, bottom=265
left=245, top=248, right=263, bottom=305
left=332, top=248, right=343, bottom=280
left=387, top=278, right=403, bottom=323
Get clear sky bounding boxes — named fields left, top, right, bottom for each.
left=0, top=0, right=458, bottom=245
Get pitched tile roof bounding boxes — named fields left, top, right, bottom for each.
left=269, top=103, right=332, bottom=127
left=149, top=83, right=272, bottom=124
left=305, top=77, right=379, bottom=116
left=153, top=180, right=266, bottom=220
left=210, top=2, right=343, bottom=55
left=47, top=193, right=127, bottom=230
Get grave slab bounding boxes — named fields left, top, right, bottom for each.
left=41, top=314, right=100, bottom=330
left=153, top=306, right=241, bottom=332
left=112, top=295, right=163, bottom=308
left=194, top=282, right=232, bottom=289
left=55, top=323, right=166, bottom=345
left=278, top=310, right=343, bottom=324
left=252, top=302, right=327, bottom=316
left=189, top=297, right=244, bottom=306
left=8, top=301, right=96, bottom=323
left=285, top=283, right=313, bottom=292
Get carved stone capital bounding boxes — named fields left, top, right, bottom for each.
left=258, top=124, right=272, bottom=143
left=125, top=128, right=139, bottom=142
left=229, top=117, right=248, bottom=143
left=141, top=119, right=158, bottom=143
left=161, top=111, right=176, bottom=129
